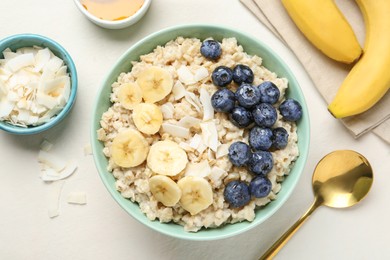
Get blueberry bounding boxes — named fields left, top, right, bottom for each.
left=249, top=126, right=273, bottom=151
left=249, top=176, right=272, bottom=198
left=252, top=103, right=277, bottom=127
left=211, top=88, right=236, bottom=113
left=200, top=40, right=222, bottom=60
left=248, top=151, right=273, bottom=176
left=258, top=81, right=280, bottom=104
left=235, top=84, right=261, bottom=108
left=224, top=181, right=251, bottom=208
left=228, top=141, right=251, bottom=167
left=272, top=127, right=289, bottom=150
left=233, top=64, right=254, bottom=84
left=279, top=98, right=303, bottom=121
left=211, top=66, right=233, bottom=87
left=229, top=106, right=253, bottom=128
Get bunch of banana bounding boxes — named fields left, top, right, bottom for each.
left=328, top=0, right=390, bottom=118
left=283, top=0, right=390, bottom=118
left=281, top=0, right=362, bottom=64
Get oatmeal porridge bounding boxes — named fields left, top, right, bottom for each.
left=97, top=37, right=300, bottom=232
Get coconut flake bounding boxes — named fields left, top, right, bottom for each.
left=38, top=150, right=67, bottom=172
left=6, top=53, right=35, bottom=72
left=161, top=122, right=190, bottom=138
left=0, top=99, right=15, bottom=118
left=194, top=67, right=209, bottom=82
left=199, top=88, right=214, bottom=121
left=34, top=48, right=51, bottom=72
left=185, top=91, right=202, bottom=112
left=36, top=92, right=58, bottom=109
left=185, top=160, right=211, bottom=178
left=179, top=141, right=193, bottom=152
left=160, top=102, right=174, bottom=119
left=67, top=192, right=87, bottom=205
left=41, top=160, right=77, bottom=182
left=42, top=76, right=68, bottom=95
left=189, top=134, right=203, bottom=149
left=178, top=115, right=201, bottom=129
left=84, top=143, right=92, bottom=156
left=208, top=166, right=228, bottom=187
left=200, top=121, right=219, bottom=152
left=177, top=65, right=196, bottom=85
left=216, top=143, right=230, bottom=158
left=44, top=56, right=64, bottom=73
left=40, top=139, right=53, bottom=152
left=47, top=180, right=64, bottom=218
left=172, top=81, right=186, bottom=100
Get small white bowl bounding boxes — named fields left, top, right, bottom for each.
left=73, top=0, right=152, bottom=29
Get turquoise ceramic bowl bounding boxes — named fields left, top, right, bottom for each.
left=0, top=34, right=77, bottom=135
left=91, top=24, right=310, bottom=240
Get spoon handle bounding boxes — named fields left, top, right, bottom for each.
left=259, top=198, right=323, bottom=260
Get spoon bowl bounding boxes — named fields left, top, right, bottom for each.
left=313, top=150, right=373, bottom=208
left=260, top=150, right=373, bottom=259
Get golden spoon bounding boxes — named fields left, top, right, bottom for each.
left=260, top=150, right=373, bottom=260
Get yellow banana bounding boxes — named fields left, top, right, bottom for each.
left=281, top=0, right=362, bottom=64
left=328, top=0, right=390, bottom=118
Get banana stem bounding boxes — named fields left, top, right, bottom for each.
left=259, top=197, right=323, bottom=260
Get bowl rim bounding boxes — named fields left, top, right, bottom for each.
left=91, top=23, right=310, bottom=240
left=0, top=33, right=78, bottom=135
left=73, top=0, right=152, bottom=27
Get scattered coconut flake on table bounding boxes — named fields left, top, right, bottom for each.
left=38, top=140, right=78, bottom=182
left=40, top=139, right=53, bottom=152
left=84, top=143, right=92, bottom=156
left=38, top=150, right=67, bottom=172
left=0, top=46, right=71, bottom=127
left=67, top=192, right=87, bottom=205
left=41, top=160, right=77, bottom=182
left=47, top=180, right=64, bottom=218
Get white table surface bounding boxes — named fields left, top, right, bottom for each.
left=1, top=1, right=389, bottom=259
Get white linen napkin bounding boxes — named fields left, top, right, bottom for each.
left=240, top=0, right=390, bottom=144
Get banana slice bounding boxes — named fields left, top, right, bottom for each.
left=177, top=176, right=213, bottom=215
left=147, top=140, right=188, bottom=176
left=136, top=66, right=173, bottom=103
left=111, top=128, right=149, bottom=168
left=132, top=103, right=163, bottom=135
left=149, top=175, right=182, bottom=207
left=117, top=82, right=142, bottom=110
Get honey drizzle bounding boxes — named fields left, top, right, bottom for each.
left=80, top=0, right=144, bottom=21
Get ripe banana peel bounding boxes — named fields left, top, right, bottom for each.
left=328, top=0, right=390, bottom=118
left=281, top=0, right=362, bottom=64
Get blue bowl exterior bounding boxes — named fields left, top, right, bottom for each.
left=91, top=24, right=310, bottom=240
left=0, top=34, right=77, bottom=135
